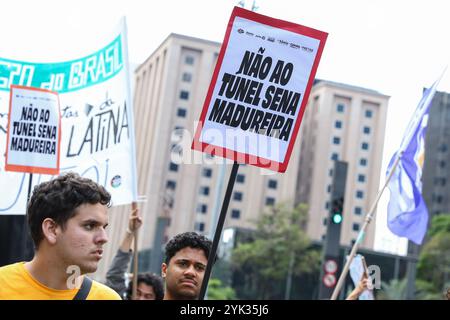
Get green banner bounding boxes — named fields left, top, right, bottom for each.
left=0, top=35, right=123, bottom=93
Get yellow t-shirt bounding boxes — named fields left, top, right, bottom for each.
left=0, top=262, right=121, bottom=300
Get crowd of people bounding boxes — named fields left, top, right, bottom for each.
left=0, top=172, right=447, bottom=300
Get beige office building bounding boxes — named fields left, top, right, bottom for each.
left=295, top=80, right=389, bottom=248
left=94, top=34, right=388, bottom=280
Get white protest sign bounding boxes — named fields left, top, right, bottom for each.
left=192, top=6, right=327, bottom=172
left=0, top=18, right=138, bottom=214
left=5, top=85, right=61, bottom=175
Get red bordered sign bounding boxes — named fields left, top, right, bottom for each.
left=5, top=85, right=61, bottom=175
left=192, top=6, right=327, bottom=172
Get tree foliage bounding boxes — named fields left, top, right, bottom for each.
left=416, top=214, right=450, bottom=299
left=207, top=278, right=236, bottom=300
left=231, top=203, right=320, bottom=299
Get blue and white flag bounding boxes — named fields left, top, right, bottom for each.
left=386, top=75, right=444, bottom=245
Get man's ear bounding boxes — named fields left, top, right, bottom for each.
left=42, top=218, right=59, bottom=245
left=161, top=263, right=167, bottom=279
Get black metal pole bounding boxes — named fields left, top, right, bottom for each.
left=23, top=173, right=34, bottom=260
left=198, top=161, right=239, bottom=300
left=26, top=173, right=33, bottom=201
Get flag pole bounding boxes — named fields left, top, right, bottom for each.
left=131, top=201, right=139, bottom=300
left=330, top=152, right=403, bottom=300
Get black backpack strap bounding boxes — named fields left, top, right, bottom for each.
left=73, top=276, right=93, bottom=300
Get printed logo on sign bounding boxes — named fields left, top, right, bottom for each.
left=237, top=28, right=244, bottom=34
left=111, top=175, right=122, bottom=188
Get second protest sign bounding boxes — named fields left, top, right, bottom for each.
left=5, top=85, right=61, bottom=175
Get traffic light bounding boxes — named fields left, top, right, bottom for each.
left=331, top=197, right=344, bottom=224
left=318, top=160, right=348, bottom=299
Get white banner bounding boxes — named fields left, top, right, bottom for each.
left=0, top=18, right=138, bottom=214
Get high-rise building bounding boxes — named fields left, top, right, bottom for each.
left=422, top=90, right=450, bottom=217
left=295, top=80, right=389, bottom=249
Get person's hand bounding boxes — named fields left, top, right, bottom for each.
left=346, top=273, right=370, bottom=300
left=355, top=276, right=369, bottom=294
left=128, top=208, right=142, bottom=233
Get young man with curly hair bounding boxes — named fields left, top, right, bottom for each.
left=0, top=172, right=120, bottom=300
left=162, top=232, right=212, bottom=300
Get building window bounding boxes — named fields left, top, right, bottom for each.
left=166, top=180, right=176, bottom=190
left=265, top=197, right=275, bottom=206
left=195, top=222, right=205, bottom=232
left=363, top=126, right=370, bottom=134
left=331, top=153, right=339, bottom=161
left=185, top=56, right=194, bottom=65
left=236, top=174, right=245, bottom=183
left=325, top=202, right=330, bottom=210
left=231, top=209, right=241, bottom=219
left=337, top=104, right=345, bottom=113
left=439, top=143, right=448, bottom=152
left=202, top=168, right=212, bottom=178
left=365, top=110, right=373, bottom=118
left=329, top=169, right=333, bottom=177
left=333, top=137, right=340, bottom=145
left=323, top=218, right=328, bottom=226
left=361, top=142, right=369, bottom=150
left=358, top=174, right=365, bottom=183
left=353, top=223, right=360, bottom=231
left=177, top=108, right=187, bottom=118
left=327, top=185, right=331, bottom=193
left=180, top=90, right=189, bottom=100
left=182, top=72, right=192, bottom=82
left=200, top=186, right=210, bottom=196
left=233, top=192, right=243, bottom=201
left=360, top=158, right=367, bottom=166
left=439, top=161, right=446, bottom=168
left=169, top=162, right=179, bottom=172
left=268, top=179, right=278, bottom=189
left=354, top=207, right=362, bottom=215
left=197, top=204, right=207, bottom=214
left=356, top=190, right=364, bottom=199
left=335, top=120, right=342, bottom=129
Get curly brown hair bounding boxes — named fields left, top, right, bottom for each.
left=27, top=172, right=111, bottom=249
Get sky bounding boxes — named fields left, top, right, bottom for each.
left=2, top=0, right=450, bottom=255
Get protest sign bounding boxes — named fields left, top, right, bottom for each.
left=5, top=85, right=61, bottom=175
left=197, top=7, right=329, bottom=300
left=192, top=6, right=327, bottom=172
